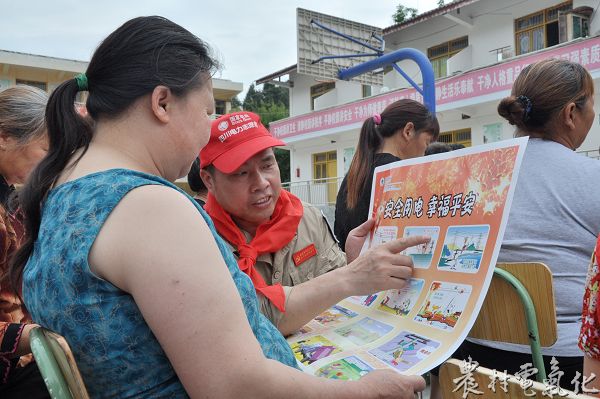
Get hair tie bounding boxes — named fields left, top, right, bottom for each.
left=517, top=95, right=533, bottom=121
left=372, top=113, right=382, bottom=125
left=75, top=73, right=88, bottom=92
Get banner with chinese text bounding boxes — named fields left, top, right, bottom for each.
left=287, top=137, right=527, bottom=378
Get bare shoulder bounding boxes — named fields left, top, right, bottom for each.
left=89, top=184, right=218, bottom=290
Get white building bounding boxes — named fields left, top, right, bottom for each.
left=257, top=0, right=600, bottom=206
left=0, top=49, right=242, bottom=117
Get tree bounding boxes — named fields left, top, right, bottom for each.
left=392, top=4, right=418, bottom=24
left=437, top=0, right=445, bottom=7
left=243, top=83, right=262, bottom=111
left=230, top=95, right=242, bottom=112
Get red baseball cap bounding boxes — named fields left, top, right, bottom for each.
left=200, top=111, right=285, bottom=173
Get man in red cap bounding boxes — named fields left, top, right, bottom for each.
left=200, top=111, right=427, bottom=335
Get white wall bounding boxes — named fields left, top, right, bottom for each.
left=294, top=75, right=377, bottom=114
left=381, top=0, right=589, bottom=89
left=289, top=72, right=314, bottom=117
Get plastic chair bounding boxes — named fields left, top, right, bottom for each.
left=439, top=358, right=593, bottom=398
left=29, top=326, right=90, bottom=399
left=467, top=262, right=558, bottom=382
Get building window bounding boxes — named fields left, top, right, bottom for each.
left=312, top=150, right=338, bottom=204
left=313, top=151, right=337, bottom=180
left=362, top=84, right=372, bottom=98
left=427, top=36, right=468, bottom=79
left=215, top=100, right=226, bottom=116
left=438, top=128, right=472, bottom=147
left=310, top=82, right=335, bottom=110
left=16, top=79, right=47, bottom=91
left=514, top=1, right=572, bottom=55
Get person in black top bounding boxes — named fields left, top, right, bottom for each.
left=187, top=156, right=208, bottom=207
left=334, top=99, right=439, bottom=251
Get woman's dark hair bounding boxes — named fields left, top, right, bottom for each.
left=10, top=16, right=219, bottom=292
left=187, top=157, right=207, bottom=193
left=498, top=58, right=594, bottom=139
left=345, top=99, right=439, bottom=209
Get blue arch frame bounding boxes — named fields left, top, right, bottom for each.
left=339, top=49, right=436, bottom=116
left=309, top=19, right=436, bottom=116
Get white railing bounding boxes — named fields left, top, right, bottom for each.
left=578, top=149, right=600, bottom=160
left=282, top=176, right=345, bottom=206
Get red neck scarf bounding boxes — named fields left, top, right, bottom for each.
left=205, top=190, right=303, bottom=312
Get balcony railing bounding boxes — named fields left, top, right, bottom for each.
left=282, top=176, right=345, bottom=206
left=578, top=149, right=600, bottom=160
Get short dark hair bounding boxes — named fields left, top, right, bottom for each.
left=425, top=142, right=451, bottom=155
left=187, top=157, right=207, bottom=193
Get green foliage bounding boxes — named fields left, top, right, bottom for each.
left=392, top=4, right=418, bottom=23
left=230, top=95, right=242, bottom=111
left=242, top=82, right=291, bottom=182
left=274, top=148, right=291, bottom=183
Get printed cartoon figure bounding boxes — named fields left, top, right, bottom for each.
left=438, top=225, right=490, bottom=273
left=369, top=331, right=440, bottom=372
left=291, top=336, right=342, bottom=365
left=415, top=281, right=471, bottom=330
left=315, top=310, right=337, bottom=324
left=363, top=294, right=378, bottom=306
left=390, top=340, right=416, bottom=366
left=314, top=305, right=359, bottom=326
left=334, top=318, right=393, bottom=346
left=402, top=226, right=440, bottom=268
left=377, top=279, right=424, bottom=316
left=315, top=356, right=374, bottom=381
left=398, top=298, right=412, bottom=315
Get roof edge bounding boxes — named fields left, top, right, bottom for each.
left=256, top=64, right=297, bottom=85
left=383, top=0, right=481, bottom=35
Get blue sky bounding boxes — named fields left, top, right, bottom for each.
left=0, top=0, right=440, bottom=99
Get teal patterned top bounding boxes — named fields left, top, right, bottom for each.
left=23, top=169, right=297, bottom=399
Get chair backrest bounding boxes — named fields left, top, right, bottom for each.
left=439, top=358, right=591, bottom=398
left=30, top=326, right=90, bottom=399
left=468, top=262, right=557, bottom=346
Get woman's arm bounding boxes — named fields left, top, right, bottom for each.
left=90, top=185, right=424, bottom=399
left=584, top=356, right=600, bottom=396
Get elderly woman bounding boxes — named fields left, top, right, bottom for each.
left=0, top=85, right=49, bottom=398
left=453, top=59, right=600, bottom=390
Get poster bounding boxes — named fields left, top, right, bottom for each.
left=483, top=122, right=503, bottom=143
left=288, top=137, right=527, bottom=378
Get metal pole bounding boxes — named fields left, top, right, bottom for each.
left=338, top=48, right=436, bottom=116
left=493, top=268, right=546, bottom=382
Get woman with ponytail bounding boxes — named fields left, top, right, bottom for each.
left=334, top=99, right=439, bottom=251
left=10, top=16, right=427, bottom=399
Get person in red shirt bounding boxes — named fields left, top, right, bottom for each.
left=0, top=85, right=49, bottom=398
left=580, top=236, right=600, bottom=395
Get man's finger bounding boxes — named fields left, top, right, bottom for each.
left=349, top=217, right=376, bottom=238
left=382, top=235, right=431, bottom=253
left=406, top=375, right=427, bottom=393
